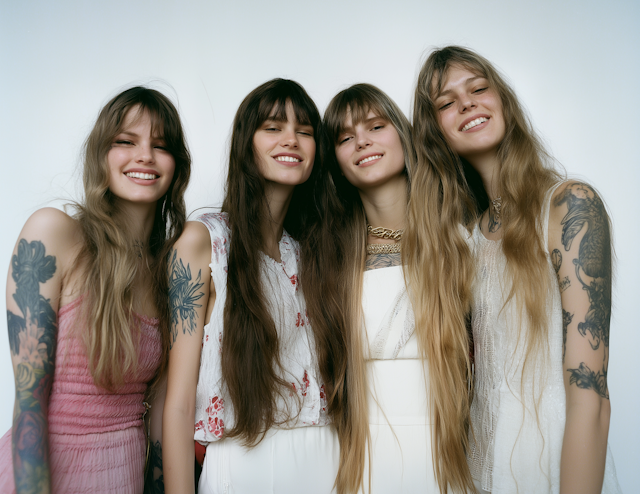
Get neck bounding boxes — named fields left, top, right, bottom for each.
left=358, top=174, right=407, bottom=231
left=262, top=181, right=295, bottom=259
left=115, top=200, right=158, bottom=245
left=466, top=152, right=500, bottom=201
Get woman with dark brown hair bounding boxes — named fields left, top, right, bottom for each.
left=163, top=79, right=352, bottom=494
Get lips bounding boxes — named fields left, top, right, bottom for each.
left=459, top=115, right=489, bottom=132
left=356, top=154, right=383, bottom=166
left=273, top=153, right=302, bottom=164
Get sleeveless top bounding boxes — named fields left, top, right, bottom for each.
left=0, top=295, right=161, bottom=494
left=362, top=265, right=440, bottom=492
left=468, top=183, right=621, bottom=493
left=193, top=212, right=329, bottom=445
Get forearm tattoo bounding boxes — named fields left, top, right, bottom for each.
left=168, top=249, right=204, bottom=347
left=8, top=239, right=57, bottom=493
left=144, top=440, right=164, bottom=494
left=554, top=183, right=611, bottom=398
left=365, top=252, right=402, bottom=271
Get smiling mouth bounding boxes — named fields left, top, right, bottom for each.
left=125, top=172, right=159, bottom=180
left=357, top=155, right=382, bottom=166
left=461, top=117, right=488, bottom=132
left=274, top=156, right=301, bottom=163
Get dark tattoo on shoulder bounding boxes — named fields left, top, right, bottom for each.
left=554, top=183, right=611, bottom=397
left=8, top=239, right=58, bottom=492
left=567, top=363, right=609, bottom=399
left=562, top=309, right=573, bottom=362
left=487, top=208, right=501, bottom=233
left=365, top=252, right=402, bottom=271
left=144, top=440, right=164, bottom=494
left=169, top=250, right=204, bottom=347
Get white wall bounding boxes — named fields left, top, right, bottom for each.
left=1, top=0, right=638, bottom=490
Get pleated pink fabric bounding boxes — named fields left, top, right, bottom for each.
left=0, top=296, right=161, bottom=493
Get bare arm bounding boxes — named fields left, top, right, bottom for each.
left=7, top=209, right=76, bottom=494
left=144, top=376, right=167, bottom=494
left=549, top=182, right=612, bottom=494
left=163, top=221, right=213, bottom=494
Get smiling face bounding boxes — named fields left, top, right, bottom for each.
left=434, top=65, right=506, bottom=166
left=335, top=109, right=405, bottom=191
left=252, top=101, right=316, bottom=189
left=107, top=106, right=175, bottom=207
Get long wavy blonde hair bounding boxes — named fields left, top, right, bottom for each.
left=323, top=83, right=416, bottom=493
left=409, top=45, right=563, bottom=490
left=73, top=87, right=191, bottom=389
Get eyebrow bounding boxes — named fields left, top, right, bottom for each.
left=437, top=76, right=485, bottom=97
left=340, top=114, right=385, bottom=133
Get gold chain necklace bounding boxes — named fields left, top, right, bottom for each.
left=367, top=225, right=404, bottom=240
left=366, top=224, right=402, bottom=255
left=491, top=196, right=502, bottom=221
left=366, top=243, right=401, bottom=255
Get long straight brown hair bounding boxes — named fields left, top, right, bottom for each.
left=410, top=45, right=564, bottom=491
left=74, top=87, right=191, bottom=389
left=219, top=80, right=353, bottom=488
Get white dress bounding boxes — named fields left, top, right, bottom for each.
left=195, top=213, right=338, bottom=494
left=468, top=184, right=621, bottom=493
left=362, top=265, right=440, bottom=493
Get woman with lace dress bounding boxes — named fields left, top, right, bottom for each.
left=163, top=79, right=356, bottom=494
left=321, top=83, right=475, bottom=493
left=411, top=45, right=622, bottom=493
left=0, top=87, right=191, bottom=494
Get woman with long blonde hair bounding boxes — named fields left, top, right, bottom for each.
left=321, top=83, right=472, bottom=493
left=0, top=86, right=191, bottom=493
left=411, top=45, right=621, bottom=493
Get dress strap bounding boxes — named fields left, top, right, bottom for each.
left=540, top=182, right=565, bottom=253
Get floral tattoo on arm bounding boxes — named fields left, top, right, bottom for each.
left=7, top=239, right=58, bottom=494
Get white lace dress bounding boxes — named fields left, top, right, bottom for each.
left=194, top=213, right=338, bottom=494
left=362, top=265, right=439, bottom=493
left=468, top=185, right=621, bottom=493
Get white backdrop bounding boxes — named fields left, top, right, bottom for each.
left=1, top=0, right=638, bottom=490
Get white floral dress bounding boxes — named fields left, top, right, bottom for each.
left=194, top=213, right=337, bottom=494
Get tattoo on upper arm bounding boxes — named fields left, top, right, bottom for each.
left=144, top=440, right=164, bottom=494
left=562, top=309, right=573, bottom=362
left=567, top=363, right=609, bottom=399
left=168, top=250, right=204, bottom=347
left=8, top=239, right=58, bottom=492
left=554, top=183, right=612, bottom=397
left=365, top=253, right=402, bottom=271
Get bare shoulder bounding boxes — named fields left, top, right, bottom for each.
left=549, top=181, right=609, bottom=235
left=17, top=208, right=83, bottom=260
left=174, top=220, right=211, bottom=255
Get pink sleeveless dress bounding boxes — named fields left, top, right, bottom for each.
left=0, top=296, right=161, bottom=493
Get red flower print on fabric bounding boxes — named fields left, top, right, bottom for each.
left=319, top=384, right=327, bottom=412
left=208, top=416, right=224, bottom=438
left=195, top=420, right=205, bottom=432
left=295, top=312, right=306, bottom=328
left=206, top=396, right=224, bottom=415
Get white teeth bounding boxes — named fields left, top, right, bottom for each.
left=126, top=172, right=158, bottom=180
left=462, top=117, right=488, bottom=132
left=357, top=155, right=382, bottom=166
left=274, top=156, right=301, bottom=163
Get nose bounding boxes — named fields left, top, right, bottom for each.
left=356, top=131, right=371, bottom=150
left=136, top=143, right=155, bottom=163
left=459, top=95, right=477, bottom=113
left=280, top=128, right=299, bottom=148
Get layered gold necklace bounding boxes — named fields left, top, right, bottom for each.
left=366, top=225, right=403, bottom=255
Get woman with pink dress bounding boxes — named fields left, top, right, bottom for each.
left=0, top=86, right=191, bottom=493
